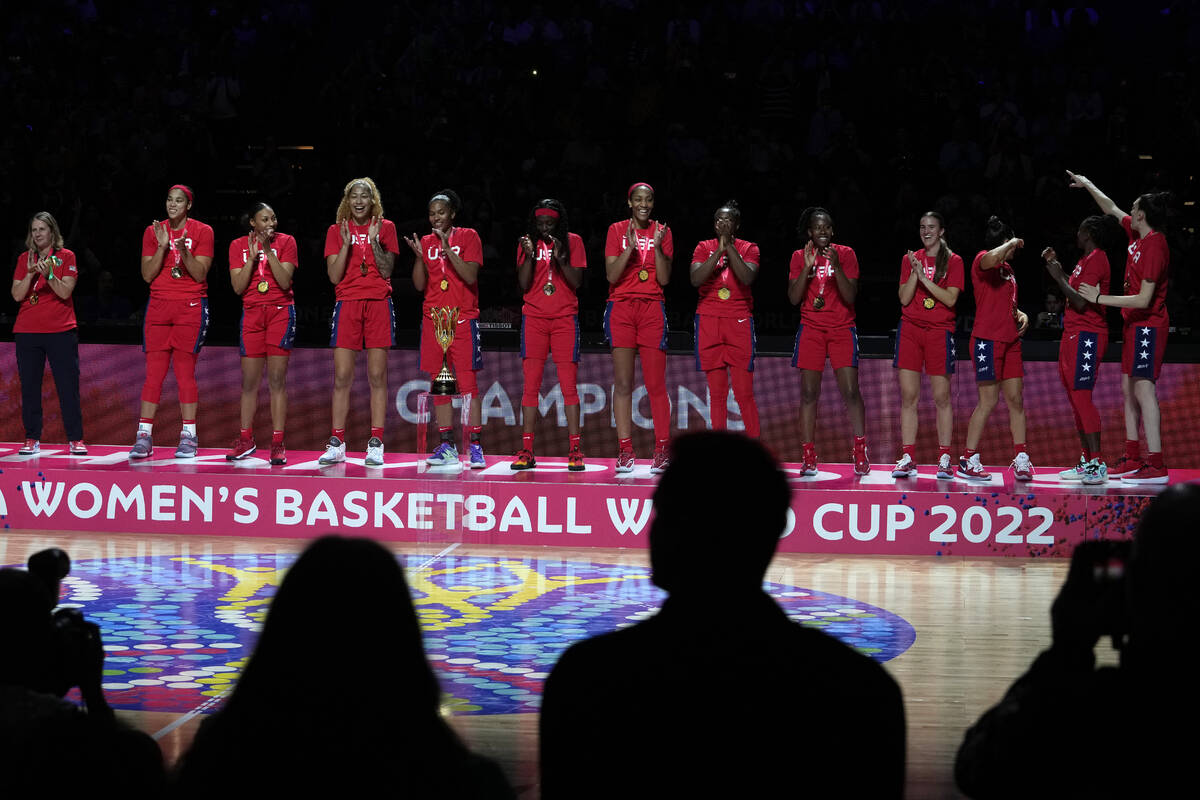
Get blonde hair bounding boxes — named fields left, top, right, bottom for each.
left=335, top=177, right=384, bottom=223
left=25, top=211, right=65, bottom=251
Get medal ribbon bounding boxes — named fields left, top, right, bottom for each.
left=631, top=224, right=651, bottom=271
left=814, top=252, right=832, bottom=300
left=256, top=239, right=267, bottom=283
left=541, top=241, right=554, bottom=290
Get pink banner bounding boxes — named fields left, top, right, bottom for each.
left=0, top=445, right=1174, bottom=557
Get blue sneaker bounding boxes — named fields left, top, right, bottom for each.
left=426, top=441, right=460, bottom=467
left=468, top=442, right=486, bottom=469
left=1082, top=459, right=1108, bottom=485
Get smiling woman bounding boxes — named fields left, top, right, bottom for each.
left=11, top=211, right=85, bottom=456
left=319, top=177, right=399, bottom=469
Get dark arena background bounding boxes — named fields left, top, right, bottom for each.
left=3, top=2, right=1199, bottom=797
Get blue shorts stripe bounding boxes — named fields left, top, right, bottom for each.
left=749, top=317, right=758, bottom=373
left=387, top=298, right=396, bottom=347
left=471, top=319, right=483, bottom=371
left=792, top=324, right=803, bottom=368
left=520, top=316, right=527, bottom=359
left=572, top=315, right=581, bottom=363
left=850, top=326, right=859, bottom=368
left=658, top=302, right=668, bottom=351
left=603, top=301, right=613, bottom=346
left=281, top=305, right=297, bottom=350
left=693, top=314, right=702, bottom=372
left=192, top=299, right=209, bottom=353
left=1131, top=326, right=1157, bottom=379
left=974, top=338, right=996, bottom=382
left=238, top=309, right=247, bottom=357
left=945, top=330, right=957, bottom=376
left=892, top=320, right=901, bottom=368
left=329, top=301, right=342, bottom=347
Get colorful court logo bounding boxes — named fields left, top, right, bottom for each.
left=33, top=554, right=916, bottom=716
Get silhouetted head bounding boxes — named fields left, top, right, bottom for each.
left=982, top=215, right=1014, bottom=251
left=650, top=433, right=791, bottom=594
left=1127, top=483, right=1200, bottom=661
left=228, top=536, right=439, bottom=716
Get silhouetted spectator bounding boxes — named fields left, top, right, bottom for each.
left=540, top=432, right=906, bottom=798
left=0, top=553, right=164, bottom=795
left=956, top=484, right=1200, bottom=798
left=173, top=536, right=513, bottom=798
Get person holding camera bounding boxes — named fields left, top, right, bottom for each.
left=955, top=484, right=1200, bottom=798
left=1, top=549, right=163, bottom=792
left=510, top=198, right=587, bottom=471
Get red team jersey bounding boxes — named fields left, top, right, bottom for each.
left=141, top=218, right=215, bottom=299
left=604, top=220, right=674, bottom=301
left=900, top=250, right=965, bottom=329
left=969, top=251, right=1019, bottom=342
left=420, top=227, right=485, bottom=320
left=790, top=243, right=859, bottom=329
left=229, top=233, right=299, bottom=306
left=323, top=220, right=400, bottom=301
left=13, top=248, right=78, bottom=333
left=1064, top=248, right=1110, bottom=333
left=693, top=238, right=760, bottom=318
left=1120, top=215, right=1169, bottom=328
left=518, top=232, right=587, bottom=318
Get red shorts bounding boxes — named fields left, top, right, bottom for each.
left=330, top=298, right=395, bottom=351
left=604, top=299, right=667, bottom=350
left=1058, top=329, right=1107, bottom=390
left=143, top=296, right=209, bottom=354
left=521, top=315, right=580, bottom=364
left=893, top=321, right=956, bottom=376
left=1122, top=323, right=1168, bottom=380
left=969, top=336, right=1023, bottom=382
left=695, top=314, right=756, bottom=372
left=241, top=304, right=296, bottom=358
left=792, top=324, right=858, bottom=371
left=420, top=314, right=482, bottom=375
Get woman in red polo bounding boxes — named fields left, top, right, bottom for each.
left=512, top=198, right=587, bottom=471
left=604, top=182, right=673, bottom=473
left=892, top=211, right=964, bottom=479
left=132, top=184, right=214, bottom=459
left=11, top=212, right=86, bottom=455
left=320, top=177, right=399, bottom=468
left=227, top=202, right=298, bottom=466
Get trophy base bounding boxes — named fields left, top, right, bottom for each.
left=431, top=368, right=458, bottom=396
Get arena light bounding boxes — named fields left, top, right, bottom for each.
left=1138, top=154, right=1154, bottom=160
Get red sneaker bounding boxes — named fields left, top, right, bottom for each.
left=853, top=442, right=870, bottom=476
left=1121, top=463, right=1169, bottom=485
left=1110, top=455, right=1142, bottom=478
left=615, top=448, right=635, bottom=474
left=958, top=453, right=991, bottom=481
left=270, top=443, right=287, bottom=465
left=69, top=440, right=88, bottom=455
left=18, top=439, right=39, bottom=455
left=226, top=435, right=257, bottom=461
left=650, top=448, right=670, bottom=474
left=511, top=448, right=536, bottom=470
left=567, top=447, right=585, bottom=472
left=800, top=444, right=818, bottom=476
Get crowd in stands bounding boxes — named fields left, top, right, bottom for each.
left=4, top=1, right=1199, bottom=347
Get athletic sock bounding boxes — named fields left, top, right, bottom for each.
left=371, top=426, right=384, bottom=441
left=1125, top=439, right=1140, bottom=460
left=333, top=427, right=346, bottom=442
left=438, top=426, right=452, bottom=443
left=468, top=425, right=482, bottom=443
left=272, top=430, right=284, bottom=445
left=240, top=428, right=253, bottom=440
left=182, top=420, right=196, bottom=436
left=569, top=434, right=581, bottom=451
left=1148, top=451, right=1164, bottom=468
left=619, top=437, right=633, bottom=453
left=522, top=432, right=535, bottom=451
left=138, top=418, right=153, bottom=435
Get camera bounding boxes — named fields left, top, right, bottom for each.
left=1066, top=539, right=1132, bottom=649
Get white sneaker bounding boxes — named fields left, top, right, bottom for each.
left=892, top=453, right=917, bottom=478
left=1081, top=459, right=1108, bottom=485
left=1058, top=456, right=1087, bottom=481
left=937, top=453, right=955, bottom=479
left=365, top=436, right=384, bottom=466
left=319, top=436, right=346, bottom=466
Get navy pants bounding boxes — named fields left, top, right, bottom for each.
left=16, top=330, right=84, bottom=441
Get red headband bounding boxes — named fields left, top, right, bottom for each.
left=169, top=184, right=194, bottom=204
left=627, top=182, right=654, bottom=199
left=534, top=208, right=560, bottom=219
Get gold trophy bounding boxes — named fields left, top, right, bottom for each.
left=430, top=306, right=460, bottom=395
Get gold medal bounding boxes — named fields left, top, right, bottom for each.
left=923, top=297, right=936, bottom=310
left=543, top=282, right=556, bottom=296
left=717, top=287, right=731, bottom=301
left=638, top=269, right=649, bottom=281
left=439, top=278, right=450, bottom=291
left=813, top=295, right=826, bottom=310
left=171, top=266, right=183, bottom=279
left=360, top=262, right=369, bottom=276
left=257, top=280, right=270, bottom=293
left=29, top=293, right=39, bottom=306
